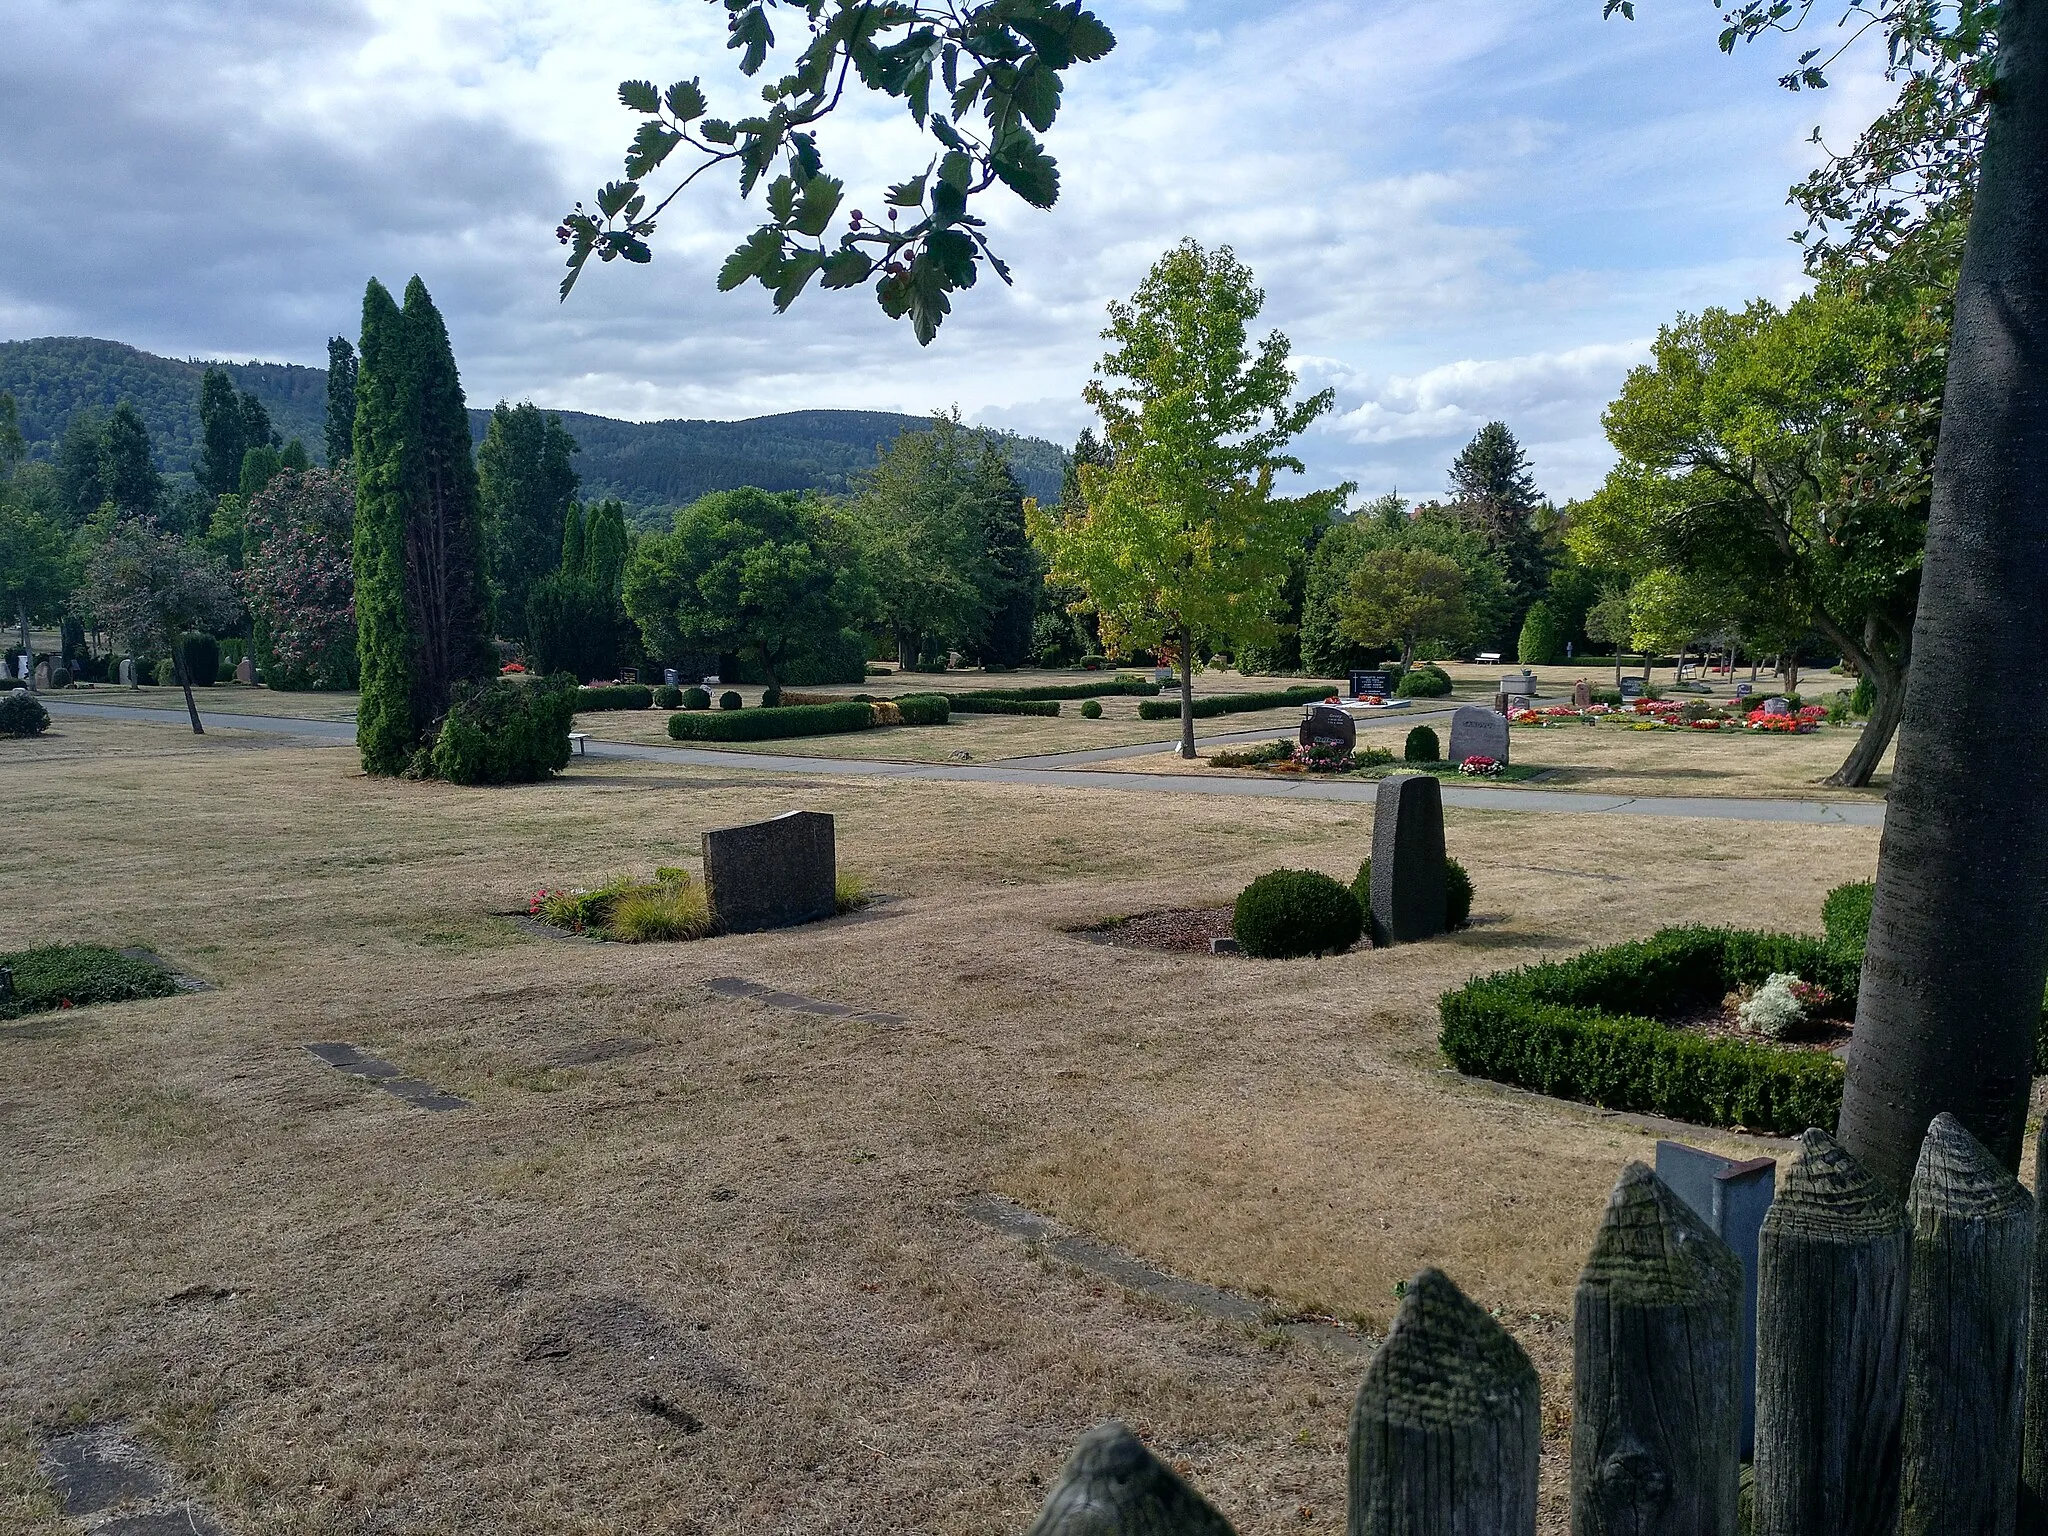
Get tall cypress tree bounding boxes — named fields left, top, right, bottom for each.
left=352, top=279, right=417, bottom=774
left=559, top=499, right=586, bottom=579
left=198, top=369, right=247, bottom=499
left=325, top=338, right=358, bottom=466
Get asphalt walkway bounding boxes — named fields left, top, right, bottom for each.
left=45, top=699, right=1886, bottom=826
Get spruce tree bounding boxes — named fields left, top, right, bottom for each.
left=198, top=369, right=248, bottom=499
left=325, top=338, right=358, bottom=466
left=352, top=279, right=418, bottom=774
left=1448, top=421, right=1549, bottom=641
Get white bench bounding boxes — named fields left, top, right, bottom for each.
left=1476, top=652, right=1502, bottom=665
left=569, top=732, right=587, bottom=756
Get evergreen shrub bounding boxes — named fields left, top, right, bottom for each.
left=947, top=678, right=1157, bottom=703
left=1850, top=674, right=1874, bottom=716
left=1232, top=870, right=1365, bottom=959
left=0, top=943, right=178, bottom=1017
left=948, top=696, right=1059, bottom=716
left=153, top=658, right=177, bottom=687
left=429, top=677, right=576, bottom=785
left=48, top=667, right=71, bottom=689
left=653, top=684, right=682, bottom=709
left=1350, top=856, right=1474, bottom=931
left=1438, top=926, right=1857, bottom=1134
left=1404, top=725, right=1440, bottom=762
left=762, top=685, right=783, bottom=708
left=573, top=683, right=653, bottom=711
left=894, top=694, right=951, bottom=726
left=1137, top=684, right=1332, bottom=721
left=1395, top=665, right=1452, bottom=698
left=1517, top=602, right=1565, bottom=665
left=667, top=701, right=875, bottom=742
left=179, top=633, right=220, bottom=689
left=0, top=692, right=51, bottom=737
left=718, top=691, right=743, bottom=711
left=681, top=686, right=711, bottom=710
left=1080, top=700, right=1103, bottom=719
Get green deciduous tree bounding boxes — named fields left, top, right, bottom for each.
left=351, top=276, right=495, bottom=776
left=623, top=487, right=860, bottom=687
left=242, top=468, right=358, bottom=691
left=559, top=0, right=1115, bottom=343
left=1030, top=241, right=1348, bottom=756
left=80, top=519, right=235, bottom=732
left=1300, top=499, right=1507, bottom=677
left=1336, top=547, right=1471, bottom=669
left=479, top=402, right=581, bottom=640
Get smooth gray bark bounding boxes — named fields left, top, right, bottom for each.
left=1899, top=1113, right=2033, bottom=1536
left=1177, top=629, right=1195, bottom=759
left=1348, top=1267, right=1538, bottom=1536
left=1026, top=1421, right=1236, bottom=1536
left=1838, top=0, right=2048, bottom=1195
left=1571, top=1163, right=1742, bottom=1536
left=1752, top=1129, right=1907, bottom=1536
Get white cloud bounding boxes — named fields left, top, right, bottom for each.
left=0, top=0, right=1901, bottom=500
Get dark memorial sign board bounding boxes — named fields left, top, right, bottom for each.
left=1350, top=670, right=1393, bottom=699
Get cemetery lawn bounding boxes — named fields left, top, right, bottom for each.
left=4, top=717, right=1920, bottom=1534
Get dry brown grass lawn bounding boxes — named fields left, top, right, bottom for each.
left=3, top=719, right=1889, bottom=1534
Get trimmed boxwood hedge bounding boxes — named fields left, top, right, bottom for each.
left=1, top=944, right=180, bottom=1018
left=947, top=696, right=1060, bottom=716
left=667, top=700, right=876, bottom=742
left=895, top=694, right=951, bottom=726
left=575, top=683, right=654, bottom=711
left=1137, top=684, right=1334, bottom=720
left=952, top=678, right=1160, bottom=702
left=1439, top=926, right=1857, bottom=1135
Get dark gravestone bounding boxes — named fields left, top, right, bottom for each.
left=1620, top=676, right=1644, bottom=700
left=1657, top=1141, right=1777, bottom=1460
left=1298, top=703, right=1356, bottom=752
left=1350, top=669, right=1393, bottom=699
left=701, top=810, right=837, bottom=933
left=1447, top=705, right=1509, bottom=767
left=1369, top=773, right=1447, bottom=945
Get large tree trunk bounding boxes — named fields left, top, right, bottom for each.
left=1838, top=0, right=2048, bottom=1196
left=1814, top=611, right=1910, bottom=788
left=1177, top=627, right=1196, bottom=759
left=896, top=629, right=917, bottom=669
left=171, top=649, right=205, bottom=735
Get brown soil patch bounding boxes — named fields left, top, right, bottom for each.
left=1662, top=998, right=1855, bottom=1054
left=1085, top=908, right=1238, bottom=952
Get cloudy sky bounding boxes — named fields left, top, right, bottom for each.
left=0, top=0, right=1894, bottom=502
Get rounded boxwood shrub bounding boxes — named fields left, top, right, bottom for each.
left=1080, top=699, right=1103, bottom=719
left=179, top=632, right=220, bottom=689
left=761, top=685, right=783, bottom=708
left=718, top=690, right=743, bottom=711
left=653, top=684, right=683, bottom=709
left=1233, top=869, right=1364, bottom=959
left=895, top=693, right=951, bottom=726
left=153, top=657, right=177, bottom=687
left=1350, top=856, right=1474, bottom=932
left=48, top=666, right=71, bottom=690
left=1395, top=664, right=1452, bottom=698
left=681, top=686, right=711, bottom=710
left=0, top=690, right=51, bottom=737
left=1403, top=725, right=1440, bottom=762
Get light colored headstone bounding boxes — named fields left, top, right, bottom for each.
left=235, top=656, right=255, bottom=686
left=120, top=657, right=136, bottom=686
left=1764, top=697, right=1791, bottom=716
left=1449, top=704, right=1509, bottom=767
left=33, top=661, right=49, bottom=690
left=15, top=653, right=27, bottom=679
left=1573, top=679, right=1592, bottom=708
left=701, top=810, right=837, bottom=934
left=702, top=675, right=721, bottom=688
left=1369, top=774, right=1447, bottom=946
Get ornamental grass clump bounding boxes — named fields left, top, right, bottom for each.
left=531, top=869, right=712, bottom=942
left=1232, top=869, right=1364, bottom=959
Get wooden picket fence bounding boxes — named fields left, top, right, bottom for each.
left=1024, top=1112, right=2046, bottom=1535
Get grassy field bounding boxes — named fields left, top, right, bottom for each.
left=0, top=713, right=1916, bottom=1533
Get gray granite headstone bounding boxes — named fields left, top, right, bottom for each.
left=33, top=661, right=49, bottom=690
left=701, top=810, right=837, bottom=934
left=1656, top=1141, right=1776, bottom=1459
left=1764, top=697, right=1790, bottom=716
left=1500, top=671, right=1536, bottom=698
left=120, top=657, right=136, bottom=686
left=1573, top=679, right=1592, bottom=708
left=1447, top=704, right=1509, bottom=767
left=1369, top=774, right=1447, bottom=946
left=235, top=656, right=255, bottom=685
left=1297, top=703, right=1356, bottom=752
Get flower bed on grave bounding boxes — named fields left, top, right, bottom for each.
left=1439, top=926, right=1857, bottom=1134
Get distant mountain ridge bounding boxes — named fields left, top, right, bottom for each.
left=0, top=336, right=1068, bottom=514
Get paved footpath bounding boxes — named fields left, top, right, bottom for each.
left=48, top=700, right=1885, bottom=827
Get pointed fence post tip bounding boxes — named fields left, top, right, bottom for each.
left=1572, top=1161, right=1742, bottom=1536
left=1349, top=1267, right=1539, bottom=1536
left=1024, top=1420, right=1237, bottom=1536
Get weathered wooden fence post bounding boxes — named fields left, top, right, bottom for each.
left=2025, top=1125, right=2048, bottom=1524
left=1899, top=1111, right=2032, bottom=1536
left=1025, top=1420, right=1237, bottom=1535
left=1572, top=1162, right=1742, bottom=1536
left=1751, top=1128, right=1908, bottom=1536
left=1347, top=1267, right=1539, bottom=1536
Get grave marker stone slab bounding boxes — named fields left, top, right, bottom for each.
left=33, top=661, right=49, bottom=690
left=1620, top=677, right=1644, bottom=700
left=1448, top=705, right=1509, bottom=767
left=1656, top=1141, right=1776, bottom=1459
left=1764, top=697, right=1791, bottom=716
left=1297, top=703, right=1356, bottom=753
left=235, top=656, right=255, bottom=686
left=1369, top=774, right=1447, bottom=945
left=1349, top=669, right=1392, bottom=699
left=1500, top=671, right=1536, bottom=699
left=701, top=810, right=837, bottom=934
left=664, top=668, right=680, bottom=688
left=1573, top=680, right=1592, bottom=708
left=1735, top=682, right=1753, bottom=699
left=120, top=657, right=136, bottom=686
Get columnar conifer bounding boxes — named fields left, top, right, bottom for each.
left=351, top=280, right=417, bottom=774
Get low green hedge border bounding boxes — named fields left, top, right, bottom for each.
left=1439, top=926, right=1856, bottom=1135
left=947, top=697, right=1060, bottom=716
left=1138, top=684, right=1333, bottom=721
left=575, top=684, right=653, bottom=711
left=895, top=694, right=951, bottom=726
left=667, top=700, right=875, bottom=742
left=1, top=944, right=180, bottom=1019
left=952, top=678, right=1160, bottom=702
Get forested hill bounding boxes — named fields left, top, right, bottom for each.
left=0, top=336, right=1067, bottom=512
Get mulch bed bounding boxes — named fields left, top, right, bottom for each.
left=1084, top=909, right=1237, bottom=953
left=1661, top=999, right=1854, bottom=1055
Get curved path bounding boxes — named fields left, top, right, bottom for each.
left=46, top=699, right=1885, bottom=826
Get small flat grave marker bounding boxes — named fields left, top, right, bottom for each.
left=703, top=975, right=902, bottom=1025
left=305, top=1042, right=469, bottom=1110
